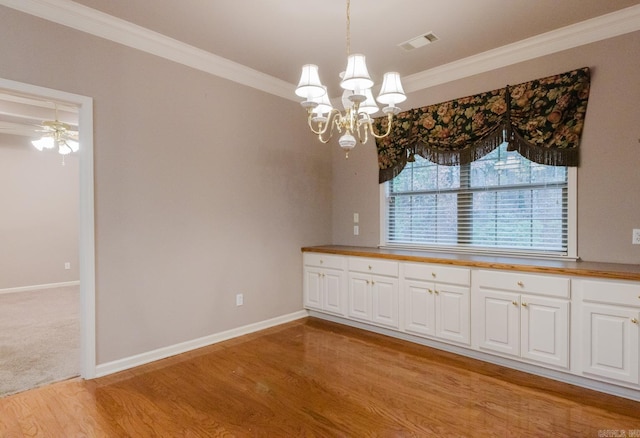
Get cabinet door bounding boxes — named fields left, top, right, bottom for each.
left=348, top=274, right=371, bottom=322
left=323, top=269, right=344, bottom=315
left=303, top=267, right=322, bottom=310
left=435, top=284, right=470, bottom=345
left=581, top=303, right=639, bottom=385
left=371, top=275, right=399, bottom=329
left=476, top=289, right=520, bottom=357
left=520, top=296, right=569, bottom=369
left=404, top=280, right=436, bottom=337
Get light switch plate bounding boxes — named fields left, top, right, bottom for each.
left=633, top=229, right=640, bottom=245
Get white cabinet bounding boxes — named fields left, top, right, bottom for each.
left=302, top=249, right=640, bottom=399
left=574, top=279, right=640, bottom=386
left=472, top=270, right=571, bottom=369
left=347, top=257, right=399, bottom=329
left=303, top=253, right=346, bottom=316
left=403, top=263, right=471, bottom=345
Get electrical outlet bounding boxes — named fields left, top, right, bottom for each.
left=353, top=212, right=359, bottom=223
left=353, top=225, right=359, bottom=236
left=633, top=229, right=640, bottom=245
left=236, top=293, right=244, bottom=306
left=64, top=262, right=71, bottom=270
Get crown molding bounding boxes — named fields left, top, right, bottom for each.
left=2, top=1, right=639, bottom=100
left=403, top=4, right=640, bottom=92
left=0, top=0, right=295, bottom=100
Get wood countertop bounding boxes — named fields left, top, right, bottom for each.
left=301, top=245, right=640, bottom=282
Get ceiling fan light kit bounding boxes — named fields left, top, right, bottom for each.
left=295, top=0, right=406, bottom=158
left=31, top=109, right=79, bottom=157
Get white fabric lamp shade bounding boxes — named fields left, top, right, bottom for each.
left=58, top=143, right=72, bottom=155
left=311, top=87, right=333, bottom=116
left=32, top=136, right=55, bottom=151
left=359, top=88, right=379, bottom=115
left=341, top=89, right=354, bottom=110
left=295, top=64, right=326, bottom=100
left=67, top=139, right=80, bottom=153
left=377, top=72, right=407, bottom=105
left=340, top=54, right=373, bottom=92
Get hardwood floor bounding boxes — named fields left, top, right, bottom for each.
left=1, top=317, right=639, bottom=437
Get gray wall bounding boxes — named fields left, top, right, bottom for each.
left=331, top=31, right=640, bottom=265
left=0, top=137, right=79, bottom=289
left=0, top=6, right=331, bottom=364
left=1, top=5, right=637, bottom=368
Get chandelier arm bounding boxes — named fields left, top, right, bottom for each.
left=307, top=121, right=326, bottom=136
left=307, top=108, right=340, bottom=136
left=317, top=132, right=333, bottom=144
left=367, top=112, right=394, bottom=139
left=356, top=119, right=369, bottom=144
left=316, top=112, right=345, bottom=143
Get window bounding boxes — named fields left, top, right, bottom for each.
left=381, top=142, right=576, bottom=258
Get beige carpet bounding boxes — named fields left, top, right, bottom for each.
left=0, top=285, right=80, bottom=397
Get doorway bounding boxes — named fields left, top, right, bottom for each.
left=0, top=77, right=95, bottom=386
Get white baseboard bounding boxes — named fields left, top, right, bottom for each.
left=0, top=281, right=80, bottom=295
left=95, top=310, right=309, bottom=378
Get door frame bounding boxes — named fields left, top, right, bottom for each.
left=0, top=77, right=96, bottom=378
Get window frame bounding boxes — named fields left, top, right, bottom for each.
left=378, top=162, right=578, bottom=260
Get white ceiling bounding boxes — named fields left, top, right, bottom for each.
left=1, top=0, right=640, bottom=129
left=64, top=0, right=640, bottom=92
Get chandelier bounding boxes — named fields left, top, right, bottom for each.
left=295, top=0, right=406, bottom=158
left=31, top=106, right=79, bottom=156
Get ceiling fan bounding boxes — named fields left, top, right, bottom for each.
left=31, top=116, right=79, bottom=155
left=0, top=99, right=79, bottom=155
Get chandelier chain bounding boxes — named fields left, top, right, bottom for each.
left=346, top=0, right=351, bottom=56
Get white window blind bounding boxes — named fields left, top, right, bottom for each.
left=384, top=142, right=570, bottom=257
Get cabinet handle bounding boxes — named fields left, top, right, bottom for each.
left=521, top=302, right=528, bottom=307
left=368, top=265, right=372, bottom=270
left=366, top=280, right=370, bottom=285
left=434, top=290, right=439, bottom=295
left=371, top=280, right=375, bottom=285
left=517, top=281, right=524, bottom=287
left=321, top=273, right=325, bottom=278
left=512, top=301, right=518, bottom=306
left=320, top=259, right=323, bottom=264
left=632, top=318, right=638, bottom=324
left=428, top=288, right=433, bottom=294
left=431, top=272, right=436, bottom=278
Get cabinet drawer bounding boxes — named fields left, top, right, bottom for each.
left=474, top=270, right=570, bottom=299
left=403, top=263, right=470, bottom=286
left=348, top=257, right=398, bottom=277
left=303, top=253, right=345, bottom=270
left=580, top=279, right=640, bottom=307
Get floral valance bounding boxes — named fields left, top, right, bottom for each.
left=374, top=67, right=591, bottom=183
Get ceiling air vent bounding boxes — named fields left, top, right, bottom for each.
left=399, top=32, right=439, bottom=51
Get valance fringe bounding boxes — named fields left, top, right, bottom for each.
left=507, top=131, right=580, bottom=167
left=378, top=125, right=505, bottom=184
